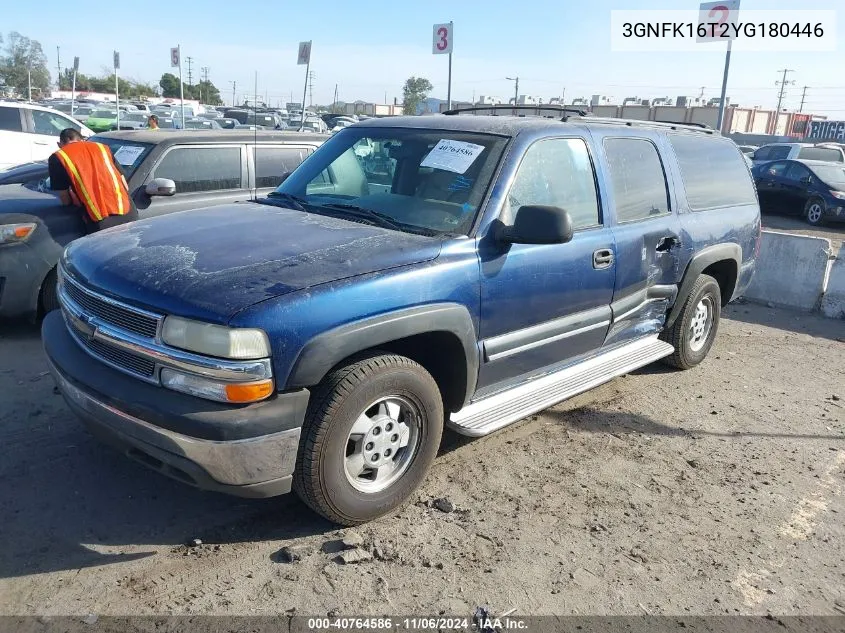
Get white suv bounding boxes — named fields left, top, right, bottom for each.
left=751, top=142, right=845, bottom=165
left=0, top=102, right=95, bottom=170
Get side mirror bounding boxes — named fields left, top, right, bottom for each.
left=145, top=178, right=176, bottom=197
left=497, top=205, right=574, bottom=245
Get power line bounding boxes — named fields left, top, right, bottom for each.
left=799, top=85, right=809, bottom=113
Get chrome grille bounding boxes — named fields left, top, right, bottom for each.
left=62, top=274, right=161, bottom=339
left=84, top=336, right=156, bottom=378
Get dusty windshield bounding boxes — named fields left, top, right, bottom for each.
left=273, top=127, right=508, bottom=234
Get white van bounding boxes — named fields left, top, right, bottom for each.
left=0, top=102, right=95, bottom=170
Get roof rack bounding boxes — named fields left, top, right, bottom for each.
left=569, top=116, right=716, bottom=134
left=442, top=104, right=590, bottom=121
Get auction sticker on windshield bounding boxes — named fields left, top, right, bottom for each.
left=421, top=139, right=485, bottom=174
left=113, top=145, right=145, bottom=166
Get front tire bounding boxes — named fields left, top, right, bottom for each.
left=39, top=268, right=60, bottom=315
left=293, top=353, right=444, bottom=525
left=804, top=197, right=825, bottom=226
left=661, top=274, right=722, bottom=370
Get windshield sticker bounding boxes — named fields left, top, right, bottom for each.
left=421, top=139, right=485, bottom=174
left=113, top=145, right=145, bottom=166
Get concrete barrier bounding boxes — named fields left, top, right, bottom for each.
left=821, top=256, right=845, bottom=319
left=743, top=230, right=833, bottom=311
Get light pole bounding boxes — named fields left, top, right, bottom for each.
left=506, top=76, right=519, bottom=110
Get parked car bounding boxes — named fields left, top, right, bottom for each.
left=0, top=102, right=94, bottom=170
left=0, top=130, right=327, bottom=320
left=751, top=142, right=845, bottom=165
left=0, top=160, right=48, bottom=188
left=737, top=145, right=757, bottom=156
left=233, top=124, right=266, bottom=130
left=753, top=158, right=845, bottom=225
left=223, top=108, right=250, bottom=124
left=183, top=118, right=223, bottom=130
left=216, top=117, right=239, bottom=129
left=130, top=102, right=151, bottom=113
left=116, top=112, right=151, bottom=130
left=70, top=105, right=94, bottom=124
left=42, top=112, right=760, bottom=525
left=85, top=109, right=120, bottom=132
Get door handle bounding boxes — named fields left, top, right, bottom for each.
left=656, top=236, right=681, bottom=252
left=593, top=249, right=614, bottom=269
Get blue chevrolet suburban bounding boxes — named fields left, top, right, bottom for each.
left=42, top=107, right=761, bottom=525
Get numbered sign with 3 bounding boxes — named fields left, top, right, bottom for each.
left=432, top=23, right=453, bottom=55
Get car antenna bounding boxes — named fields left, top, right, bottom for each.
left=252, top=69, right=258, bottom=201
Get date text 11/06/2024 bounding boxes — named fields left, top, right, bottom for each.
left=306, top=617, right=528, bottom=631
left=621, top=22, right=824, bottom=39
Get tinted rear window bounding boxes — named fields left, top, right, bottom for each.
left=797, top=147, right=844, bottom=162
left=0, top=107, right=23, bottom=132
left=668, top=135, right=757, bottom=210
left=253, top=146, right=310, bottom=188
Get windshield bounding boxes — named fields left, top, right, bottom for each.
left=89, top=136, right=154, bottom=177
left=273, top=127, right=508, bottom=235
left=811, top=164, right=845, bottom=189
left=91, top=109, right=116, bottom=118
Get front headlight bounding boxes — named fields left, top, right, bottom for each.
left=0, top=223, right=36, bottom=245
left=831, top=191, right=845, bottom=200
left=161, top=315, right=270, bottom=359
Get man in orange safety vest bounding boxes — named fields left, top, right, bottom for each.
left=48, top=128, right=139, bottom=233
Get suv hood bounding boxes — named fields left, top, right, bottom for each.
left=62, top=203, right=443, bottom=323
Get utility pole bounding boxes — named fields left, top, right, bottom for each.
left=799, top=85, right=809, bottom=113
left=775, top=68, right=796, bottom=114
left=186, top=56, right=193, bottom=87
left=698, top=86, right=705, bottom=100
left=333, top=83, right=338, bottom=113
left=506, top=76, right=519, bottom=110
left=230, top=80, right=236, bottom=106
left=200, top=66, right=209, bottom=103
left=56, top=46, right=62, bottom=90
left=472, top=89, right=475, bottom=104
left=308, top=70, right=315, bottom=107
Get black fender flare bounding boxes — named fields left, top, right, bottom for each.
left=667, top=243, right=741, bottom=328
left=286, top=303, right=479, bottom=405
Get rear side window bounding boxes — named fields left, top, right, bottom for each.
left=152, top=147, right=242, bottom=193
left=768, top=145, right=791, bottom=160
left=603, top=138, right=670, bottom=223
left=253, top=146, right=310, bottom=188
left=797, top=147, right=844, bottom=162
left=0, top=107, right=23, bottom=132
left=669, top=135, right=757, bottom=210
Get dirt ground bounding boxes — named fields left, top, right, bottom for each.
left=0, top=303, right=843, bottom=617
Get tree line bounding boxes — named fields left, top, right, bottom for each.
left=0, top=31, right=223, bottom=104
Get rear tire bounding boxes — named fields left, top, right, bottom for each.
left=804, top=197, right=825, bottom=226
left=660, top=274, right=721, bottom=370
left=39, top=269, right=60, bottom=315
left=293, top=353, right=444, bottom=526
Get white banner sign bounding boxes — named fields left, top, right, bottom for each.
left=297, top=41, right=312, bottom=65
left=432, top=23, right=453, bottom=55
left=170, top=47, right=180, bottom=68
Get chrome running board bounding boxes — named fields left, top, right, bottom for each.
left=449, top=336, right=674, bottom=437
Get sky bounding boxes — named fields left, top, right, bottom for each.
left=5, top=0, right=844, bottom=116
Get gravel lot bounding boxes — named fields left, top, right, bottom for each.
left=0, top=304, right=843, bottom=617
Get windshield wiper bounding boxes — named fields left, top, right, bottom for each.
left=264, top=191, right=309, bottom=211
left=316, top=202, right=406, bottom=231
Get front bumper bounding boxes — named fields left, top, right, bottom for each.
left=43, top=310, right=308, bottom=498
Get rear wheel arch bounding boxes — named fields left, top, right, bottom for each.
left=667, top=244, right=740, bottom=328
